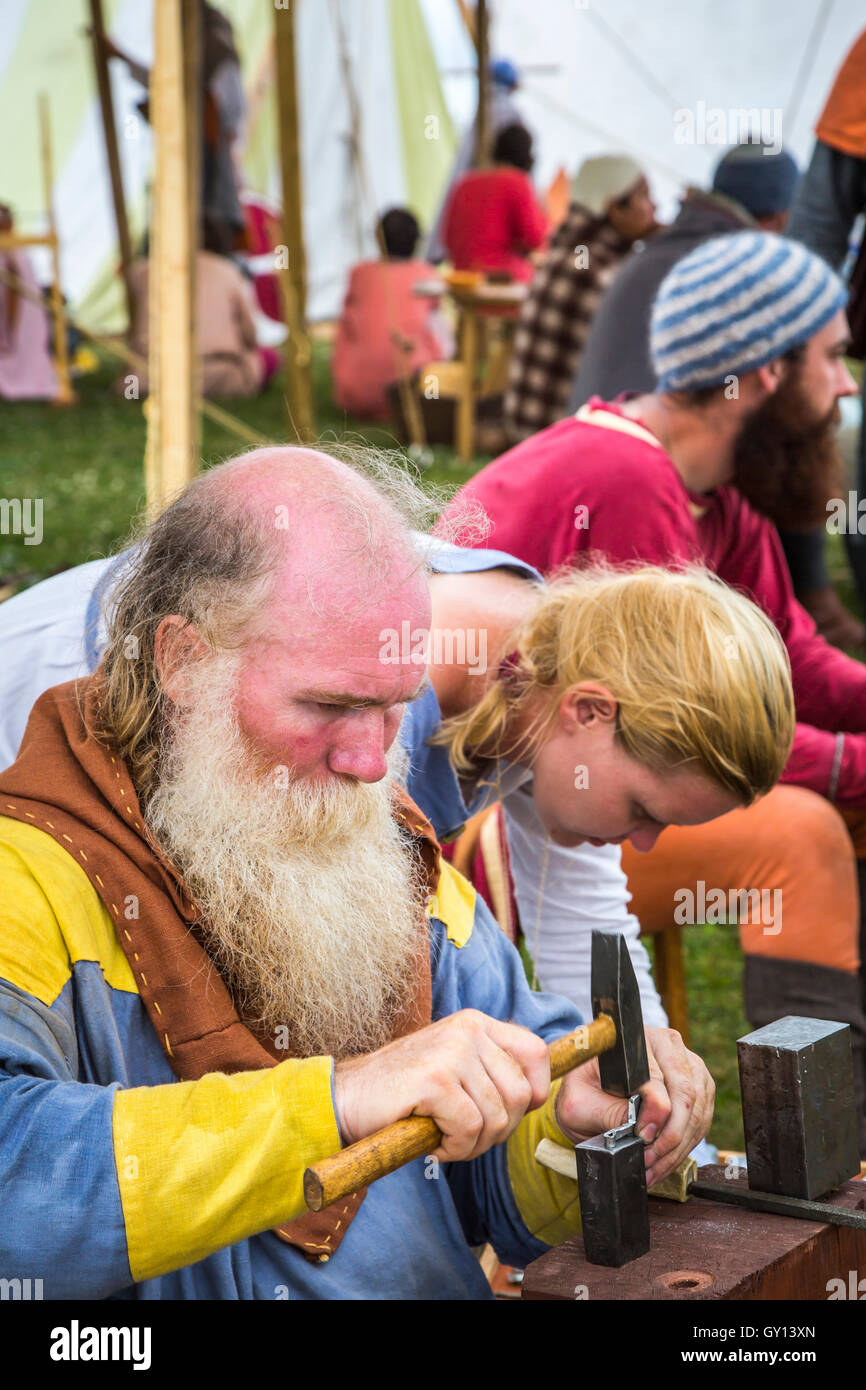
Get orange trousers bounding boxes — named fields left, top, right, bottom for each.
left=622, top=785, right=866, bottom=975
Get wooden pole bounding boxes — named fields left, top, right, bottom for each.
left=474, top=0, right=490, bottom=168
left=145, top=0, right=201, bottom=515
left=454, top=0, right=477, bottom=43
left=273, top=0, right=314, bottom=442
left=37, top=93, right=75, bottom=405
left=182, top=0, right=202, bottom=263
left=87, top=0, right=135, bottom=329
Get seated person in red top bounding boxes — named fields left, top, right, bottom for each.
left=445, top=231, right=866, bottom=1128
left=331, top=208, right=454, bottom=421
left=443, top=123, right=548, bottom=283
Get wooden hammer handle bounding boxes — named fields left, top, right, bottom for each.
left=303, top=1012, right=617, bottom=1212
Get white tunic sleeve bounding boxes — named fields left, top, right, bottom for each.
left=0, top=557, right=115, bottom=770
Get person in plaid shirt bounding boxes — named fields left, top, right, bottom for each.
left=504, top=156, right=657, bottom=443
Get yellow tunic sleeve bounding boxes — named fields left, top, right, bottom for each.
left=0, top=817, right=342, bottom=1282
left=506, top=1080, right=583, bottom=1247
left=113, top=1058, right=340, bottom=1281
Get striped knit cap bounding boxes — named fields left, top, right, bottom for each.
left=650, top=231, right=847, bottom=393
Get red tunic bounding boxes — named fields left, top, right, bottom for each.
left=446, top=399, right=866, bottom=808
left=331, top=259, right=451, bottom=419
left=443, top=167, right=548, bottom=283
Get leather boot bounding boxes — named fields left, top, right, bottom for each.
left=743, top=954, right=866, bottom=1156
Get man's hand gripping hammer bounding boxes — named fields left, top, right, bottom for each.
left=303, top=929, right=650, bottom=1225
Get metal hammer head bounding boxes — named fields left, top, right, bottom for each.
left=591, top=930, right=649, bottom=1098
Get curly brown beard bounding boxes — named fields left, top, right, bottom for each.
left=730, top=365, right=844, bottom=531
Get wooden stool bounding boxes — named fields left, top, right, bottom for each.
left=648, top=923, right=690, bottom=1044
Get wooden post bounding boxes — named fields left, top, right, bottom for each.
left=87, top=0, right=135, bottom=329
left=454, top=0, right=477, bottom=43
left=273, top=0, right=314, bottom=442
left=474, top=0, right=489, bottom=168
left=182, top=0, right=202, bottom=263
left=651, top=924, right=690, bottom=1045
left=455, top=303, right=478, bottom=462
left=145, top=0, right=201, bottom=515
left=37, top=94, right=75, bottom=405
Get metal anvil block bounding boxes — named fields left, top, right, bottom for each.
left=738, top=1016, right=859, bottom=1200
left=574, top=1133, right=650, bottom=1267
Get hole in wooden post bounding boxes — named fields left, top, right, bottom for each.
left=654, top=1269, right=715, bottom=1292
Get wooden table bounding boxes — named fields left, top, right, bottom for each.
left=413, top=278, right=528, bottom=460
left=522, top=1165, right=866, bottom=1300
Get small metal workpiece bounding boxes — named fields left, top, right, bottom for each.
left=603, top=1096, right=641, bottom=1150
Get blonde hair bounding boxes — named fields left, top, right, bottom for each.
left=439, top=563, right=795, bottom=803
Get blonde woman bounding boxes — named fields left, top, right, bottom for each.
left=399, top=545, right=820, bottom=1130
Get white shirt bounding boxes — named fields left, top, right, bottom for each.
left=0, top=557, right=115, bottom=769
left=502, top=782, right=668, bottom=1027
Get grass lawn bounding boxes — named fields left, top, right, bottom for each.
left=647, top=927, right=749, bottom=1151
left=0, top=343, right=481, bottom=585
left=1, top=343, right=862, bottom=1152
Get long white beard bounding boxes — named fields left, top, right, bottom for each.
left=145, top=656, right=425, bottom=1057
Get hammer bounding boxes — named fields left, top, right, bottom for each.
left=303, top=929, right=649, bottom=1212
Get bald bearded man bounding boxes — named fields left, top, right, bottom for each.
left=0, top=447, right=711, bottom=1299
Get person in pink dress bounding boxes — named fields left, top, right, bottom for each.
left=443, top=123, right=548, bottom=283
left=331, top=208, right=453, bottom=420
left=0, top=204, right=59, bottom=402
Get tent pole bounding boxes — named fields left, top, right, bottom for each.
left=182, top=0, right=202, bottom=269
left=246, top=32, right=276, bottom=137
left=145, top=0, right=201, bottom=514
left=87, top=0, right=135, bottom=330
left=454, top=0, right=477, bottom=43
left=37, top=93, right=75, bottom=405
left=474, top=0, right=490, bottom=168
left=274, top=0, right=314, bottom=442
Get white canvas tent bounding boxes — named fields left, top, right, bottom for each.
left=434, top=0, right=865, bottom=218
left=2, top=0, right=864, bottom=331
left=1, top=0, right=458, bottom=328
